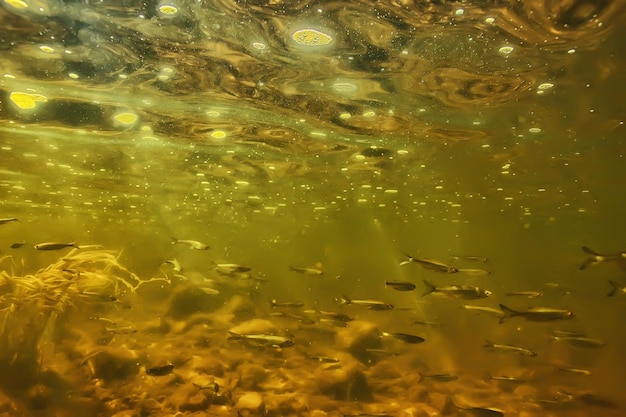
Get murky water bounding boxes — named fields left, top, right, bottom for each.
left=1, top=0, right=626, bottom=416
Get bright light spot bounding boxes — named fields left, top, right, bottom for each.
left=113, top=112, right=139, bottom=127
left=211, top=130, right=227, bottom=139
left=291, top=28, right=333, bottom=46
left=538, top=83, right=554, bottom=91
left=339, top=113, right=351, bottom=120
left=455, top=8, right=464, bottom=16
left=252, top=42, right=266, bottom=50
left=568, top=48, right=576, bottom=54
left=485, top=17, right=495, bottom=24
left=397, top=149, right=409, bottom=155
left=499, top=46, right=514, bottom=55
left=68, top=72, right=79, bottom=79
left=9, top=92, right=48, bottom=110
left=39, top=45, right=55, bottom=53
left=5, top=0, right=28, bottom=9
left=333, top=82, right=358, bottom=93
left=529, top=127, right=542, bottom=133
left=362, top=111, right=376, bottom=118
left=158, top=4, right=178, bottom=16
left=206, top=110, right=221, bottom=117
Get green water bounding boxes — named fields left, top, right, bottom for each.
left=1, top=0, right=626, bottom=416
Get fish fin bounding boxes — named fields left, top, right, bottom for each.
left=498, top=304, right=518, bottom=323
left=549, top=336, right=559, bottom=343
left=421, top=280, right=436, bottom=297
left=582, top=246, right=600, bottom=256
left=482, top=340, right=494, bottom=349
left=340, top=295, right=351, bottom=305
left=607, top=280, right=619, bottom=297
left=70, top=242, right=79, bottom=249
left=170, top=237, right=178, bottom=244
left=579, top=258, right=595, bottom=270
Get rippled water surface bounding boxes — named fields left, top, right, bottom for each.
left=1, top=0, right=626, bottom=416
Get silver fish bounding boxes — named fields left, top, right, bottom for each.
left=462, top=305, right=504, bottom=317
left=580, top=246, right=626, bottom=270
left=483, top=341, right=537, bottom=357
left=382, top=332, right=425, bottom=344
left=451, top=255, right=488, bottom=263
left=171, top=238, right=209, bottom=250
left=10, top=242, right=25, bottom=249
left=384, top=280, right=416, bottom=291
left=607, top=280, right=626, bottom=297
left=164, top=258, right=182, bottom=272
left=505, top=291, right=543, bottom=298
left=104, top=325, right=137, bottom=334
left=309, top=356, right=339, bottom=363
left=0, top=217, right=18, bottom=225
left=413, top=320, right=442, bottom=326
left=146, top=363, right=174, bottom=376
left=227, top=331, right=294, bottom=348
left=418, top=373, right=458, bottom=383
left=499, top=304, right=574, bottom=323
left=422, top=280, right=491, bottom=299
left=456, top=268, right=491, bottom=276
left=340, top=295, right=394, bottom=310
left=401, top=253, right=458, bottom=273
left=484, top=374, right=526, bottom=383
left=34, top=242, right=78, bottom=251
left=556, top=366, right=592, bottom=376
left=289, top=265, right=323, bottom=275
left=215, top=263, right=251, bottom=274
left=270, top=299, right=304, bottom=308
left=550, top=335, right=605, bottom=348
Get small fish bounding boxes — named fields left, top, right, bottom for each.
left=401, top=253, right=458, bottom=273
left=412, top=320, right=442, bottom=326
left=289, top=265, right=323, bottom=275
left=146, top=363, right=174, bottom=376
left=365, top=348, right=399, bottom=357
left=164, top=258, right=182, bottom=272
left=484, top=374, right=526, bottom=383
left=556, top=366, right=592, bottom=376
left=227, top=331, right=294, bottom=348
left=309, top=356, right=339, bottom=363
left=79, top=292, right=118, bottom=302
left=483, top=341, right=537, bottom=357
left=418, top=372, right=458, bottom=383
left=453, top=405, right=504, bottom=417
left=382, top=332, right=425, bottom=344
left=270, top=299, right=304, bottom=308
left=550, top=335, right=605, bottom=348
left=456, top=268, right=491, bottom=276
left=385, top=280, right=416, bottom=291
left=499, top=304, right=574, bottom=323
left=422, top=280, right=492, bottom=299
left=340, top=295, right=394, bottom=310
left=0, top=217, right=18, bottom=225
left=505, top=291, right=543, bottom=298
left=451, top=255, right=488, bottom=263
left=34, top=242, right=78, bottom=251
left=462, top=305, right=504, bottom=318
left=215, top=263, right=251, bottom=274
left=89, top=316, right=117, bottom=325
left=577, top=392, right=620, bottom=409
left=171, top=238, right=209, bottom=250
left=104, top=325, right=137, bottom=334
left=268, top=311, right=316, bottom=324
left=10, top=242, right=25, bottom=249
left=607, top=280, right=626, bottom=297
left=316, top=310, right=354, bottom=322
left=580, top=246, right=626, bottom=270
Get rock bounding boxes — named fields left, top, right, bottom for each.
left=236, top=363, right=268, bottom=389
left=168, top=285, right=223, bottom=319
left=25, top=384, right=52, bottom=410
left=235, top=392, right=264, bottom=411
left=428, top=392, right=453, bottom=414
left=86, top=349, right=139, bottom=381
left=229, top=319, right=277, bottom=336
left=110, top=411, right=139, bottom=417
left=316, top=366, right=373, bottom=402
left=179, top=390, right=209, bottom=412
left=335, top=321, right=383, bottom=364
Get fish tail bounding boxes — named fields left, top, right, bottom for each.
left=483, top=372, right=493, bottom=381
left=607, top=280, right=620, bottom=297
left=170, top=237, right=178, bottom=244
left=340, top=295, right=351, bottom=305
left=70, top=242, right=80, bottom=249
left=399, top=253, right=414, bottom=266
left=227, top=331, right=242, bottom=340
left=417, top=372, right=424, bottom=383
left=482, top=340, right=494, bottom=349
left=498, top=304, right=518, bottom=323
left=421, top=280, right=436, bottom=297
left=582, top=246, right=600, bottom=256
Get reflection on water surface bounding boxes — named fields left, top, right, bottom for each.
left=1, top=0, right=626, bottom=416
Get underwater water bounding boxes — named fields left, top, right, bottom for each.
left=1, top=0, right=626, bottom=416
